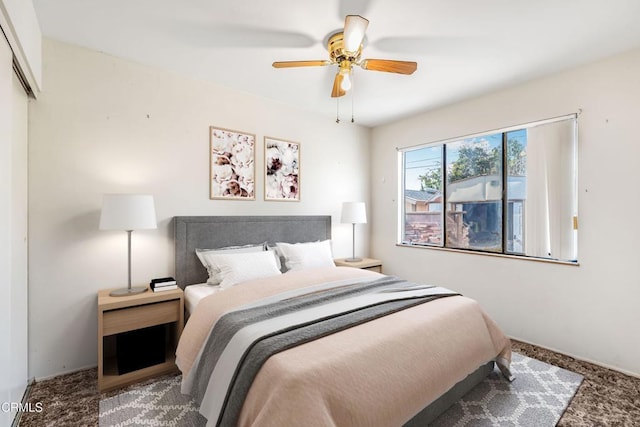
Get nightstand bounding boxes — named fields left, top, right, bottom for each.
left=97, top=287, right=184, bottom=392
left=334, top=258, right=383, bottom=273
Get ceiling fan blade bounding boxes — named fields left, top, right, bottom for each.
left=272, top=60, right=331, bottom=68
left=361, top=59, right=418, bottom=75
left=331, top=73, right=346, bottom=98
left=175, top=22, right=316, bottom=48
left=343, top=15, right=369, bottom=53
left=338, top=0, right=372, bottom=20
left=373, top=36, right=482, bottom=55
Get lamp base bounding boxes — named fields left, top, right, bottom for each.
left=344, top=257, right=363, bottom=262
left=109, top=286, right=148, bottom=297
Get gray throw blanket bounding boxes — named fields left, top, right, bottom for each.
left=187, top=276, right=459, bottom=427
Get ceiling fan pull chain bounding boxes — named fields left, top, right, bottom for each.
left=336, top=97, right=341, bottom=123
left=351, top=73, right=355, bottom=123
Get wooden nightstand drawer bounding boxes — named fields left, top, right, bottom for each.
left=103, top=300, right=180, bottom=336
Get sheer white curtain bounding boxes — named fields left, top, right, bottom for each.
left=525, top=118, right=577, bottom=260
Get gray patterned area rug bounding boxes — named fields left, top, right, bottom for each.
left=431, top=352, right=583, bottom=426
left=99, top=353, right=582, bottom=426
left=99, top=375, right=205, bottom=427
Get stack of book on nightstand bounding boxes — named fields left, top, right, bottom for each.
left=150, top=277, right=177, bottom=292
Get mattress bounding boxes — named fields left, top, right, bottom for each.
left=184, top=283, right=220, bottom=316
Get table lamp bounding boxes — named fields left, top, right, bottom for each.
left=99, top=194, right=157, bottom=296
left=341, top=202, right=367, bottom=262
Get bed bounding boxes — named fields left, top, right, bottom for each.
left=173, top=216, right=512, bottom=427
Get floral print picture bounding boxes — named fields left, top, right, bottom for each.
left=265, top=137, right=300, bottom=201
left=210, top=127, right=255, bottom=200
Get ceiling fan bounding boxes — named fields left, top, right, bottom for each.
left=272, top=15, right=418, bottom=98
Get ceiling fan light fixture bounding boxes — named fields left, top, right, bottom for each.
left=343, top=15, right=369, bottom=53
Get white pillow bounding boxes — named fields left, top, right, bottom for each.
left=205, top=251, right=282, bottom=289
left=275, top=240, right=335, bottom=271
left=196, top=243, right=265, bottom=285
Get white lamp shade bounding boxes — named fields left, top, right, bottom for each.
left=99, top=194, right=157, bottom=230
left=341, top=202, right=367, bottom=224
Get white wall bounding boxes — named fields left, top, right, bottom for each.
left=28, top=39, right=371, bottom=379
left=371, top=48, right=640, bottom=376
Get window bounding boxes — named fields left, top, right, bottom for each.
left=399, top=115, right=578, bottom=262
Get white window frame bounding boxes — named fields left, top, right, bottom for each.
left=397, top=114, right=579, bottom=264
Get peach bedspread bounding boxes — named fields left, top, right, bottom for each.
left=176, top=267, right=511, bottom=427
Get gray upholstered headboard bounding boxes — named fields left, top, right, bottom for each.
left=174, top=216, right=331, bottom=288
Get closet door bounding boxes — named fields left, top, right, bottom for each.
left=11, top=40, right=29, bottom=413
left=0, top=32, right=29, bottom=426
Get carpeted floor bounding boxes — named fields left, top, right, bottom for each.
left=18, top=340, right=640, bottom=426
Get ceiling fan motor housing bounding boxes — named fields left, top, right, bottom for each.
left=328, top=32, right=362, bottom=65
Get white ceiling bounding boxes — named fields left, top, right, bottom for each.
left=32, top=0, right=640, bottom=127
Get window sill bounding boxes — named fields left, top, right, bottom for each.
left=395, top=243, right=579, bottom=266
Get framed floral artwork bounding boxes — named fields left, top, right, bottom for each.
left=210, top=126, right=255, bottom=200
left=264, top=137, right=300, bottom=201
